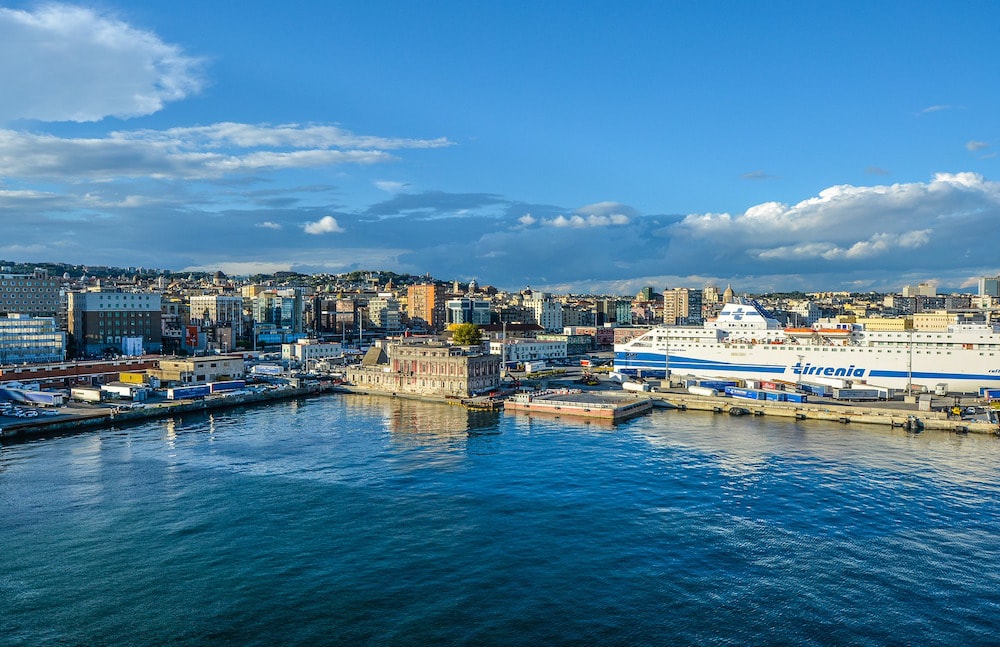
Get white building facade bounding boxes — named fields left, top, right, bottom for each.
left=489, top=339, right=567, bottom=363
left=190, top=295, right=246, bottom=338
left=525, top=295, right=563, bottom=332
left=281, top=339, right=344, bottom=365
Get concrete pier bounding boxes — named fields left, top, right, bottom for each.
left=0, top=383, right=337, bottom=442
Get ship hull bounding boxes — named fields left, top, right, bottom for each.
left=614, top=343, right=1000, bottom=393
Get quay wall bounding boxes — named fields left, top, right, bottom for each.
left=0, top=384, right=336, bottom=442
left=634, top=392, right=998, bottom=435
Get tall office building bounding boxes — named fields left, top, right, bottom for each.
left=663, top=288, right=703, bottom=325
left=367, top=293, right=402, bottom=332
left=979, top=276, right=1000, bottom=298
left=407, top=284, right=445, bottom=331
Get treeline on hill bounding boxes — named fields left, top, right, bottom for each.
left=0, top=261, right=442, bottom=287
left=0, top=260, right=178, bottom=279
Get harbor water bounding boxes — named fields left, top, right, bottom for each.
left=3, top=394, right=1000, bottom=645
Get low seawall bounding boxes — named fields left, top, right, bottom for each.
left=0, top=385, right=337, bottom=442
left=639, top=391, right=998, bottom=434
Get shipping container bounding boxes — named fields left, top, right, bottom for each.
left=623, top=381, right=651, bottom=392
left=831, top=387, right=882, bottom=401
left=724, top=386, right=766, bottom=400
left=251, top=364, right=284, bottom=376
left=798, top=382, right=833, bottom=397
left=71, top=387, right=103, bottom=402
left=0, top=387, right=64, bottom=406
left=523, top=361, right=547, bottom=374
left=784, top=392, right=809, bottom=403
left=118, top=371, right=147, bottom=385
left=763, top=389, right=787, bottom=401
left=980, top=388, right=1000, bottom=401
left=166, top=385, right=211, bottom=400
left=101, top=384, right=136, bottom=399
left=687, top=385, right=718, bottom=397
left=210, top=380, right=247, bottom=393
left=760, top=380, right=779, bottom=391
left=699, top=380, right=738, bottom=391
left=806, top=376, right=851, bottom=390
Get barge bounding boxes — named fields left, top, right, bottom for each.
left=504, top=389, right=652, bottom=422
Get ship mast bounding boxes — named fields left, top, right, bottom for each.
left=664, top=331, right=670, bottom=382
left=906, top=329, right=913, bottom=394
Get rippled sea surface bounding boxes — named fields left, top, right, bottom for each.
left=3, top=395, right=1000, bottom=645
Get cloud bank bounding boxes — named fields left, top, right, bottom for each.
left=0, top=123, right=450, bottom=180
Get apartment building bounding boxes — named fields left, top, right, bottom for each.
left=0, top=268, right=61, bottom=317
left=67, top=289, right=163, bottom=357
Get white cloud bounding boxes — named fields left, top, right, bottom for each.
left=256, top=221, right=282, bottom=230
left=966, top=140, right=990, bottom=152
left=0, top=188, right=57, bottom=201
left=303, top=216, right=344, bottom=234
left=757, top=230, right=933, bottom=261
left=919, top=105, right=960, bottom=115
left=141, top=123, right=452, bottom=151
left=541, top=202, right=632, bottom=228
left=546, top=213, right=630, bottom=227
left=0, top=122, right=441, bottom=180
left=0, top=4, right=204, bottom=122
left=374, top=180, right=410, bottom=193
left=742, top=170, right=778, bottom=181
left=80, top=193, right=151, bottom=208
left=517, top=213, right=537, bottom=226
left=205, top=149, right=391, bottom=172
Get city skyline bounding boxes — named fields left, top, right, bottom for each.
left=1, top=2, right=999, bottom=294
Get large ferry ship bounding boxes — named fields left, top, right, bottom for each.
left=614, top=299, right=1000, bottom=394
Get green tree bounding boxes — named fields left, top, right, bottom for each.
left=451, top=323, right=483, bottom=346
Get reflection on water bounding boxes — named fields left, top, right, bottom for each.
left=343, top=395, right=501, bottom=438
left=630, top=410, right=1000, bottom=492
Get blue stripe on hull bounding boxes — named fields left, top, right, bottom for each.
left=615, top=351, right=1000, bottom=385
left=868, top=369, right=1000, bottom=382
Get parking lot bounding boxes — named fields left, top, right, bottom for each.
left=0, top=403, right=61, bottom=420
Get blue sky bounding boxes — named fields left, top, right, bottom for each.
left=1, top=1, right=998, bottom=294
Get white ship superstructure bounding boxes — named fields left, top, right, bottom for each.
left=614, top=299, right=1000, bottom=393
